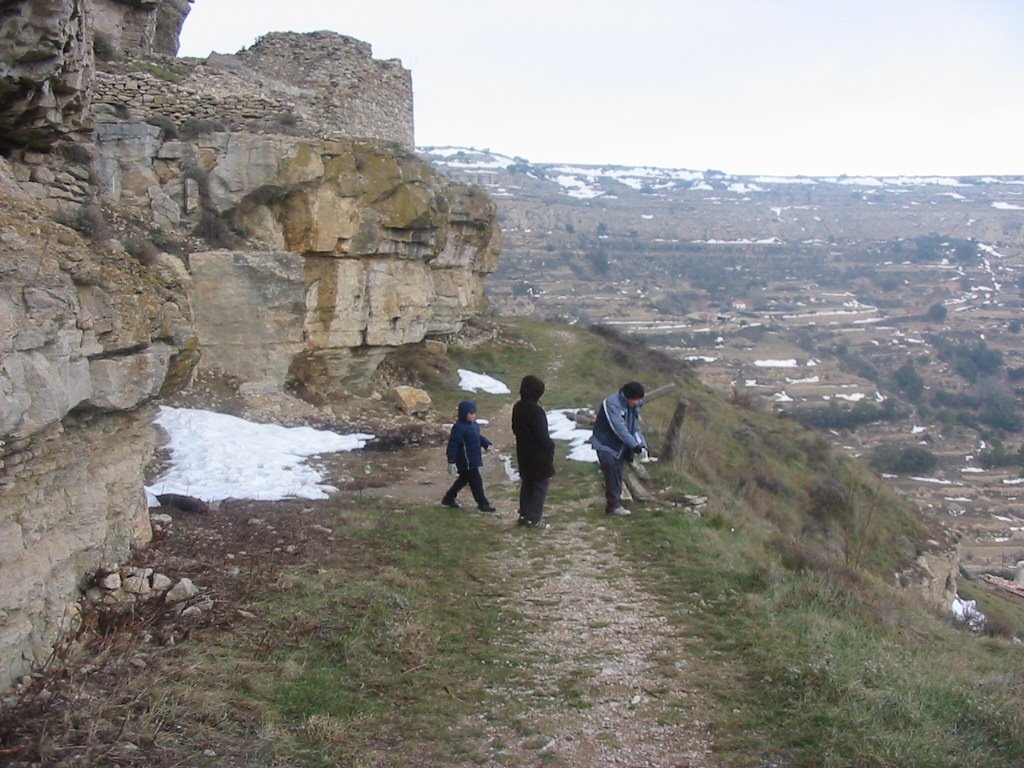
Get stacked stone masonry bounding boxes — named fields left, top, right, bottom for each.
left=92, top=31, right=414, bottom=147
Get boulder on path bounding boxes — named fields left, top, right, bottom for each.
left=389, top=385, right=432, bottom=416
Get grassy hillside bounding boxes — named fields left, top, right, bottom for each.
left=432, top=317, right=942, bottom=578
left=422, top=317, right=1024, bottom=766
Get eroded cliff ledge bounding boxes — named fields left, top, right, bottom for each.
left=194, top=136, right=499, bottom=394
left=183, top=134, right=500, bottom=394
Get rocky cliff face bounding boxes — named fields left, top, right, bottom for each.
left=0, top=156, right=185, bottom=691
left=0, top=1, right=499, bottom=691
left=180, top=134, right=499, bottom=394
left=91, top=0, right=192, bottom=58
left=0, top=0, right=94, bottom=150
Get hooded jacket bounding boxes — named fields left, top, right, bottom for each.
left=512, top=375, right=556, bottom=480
left=591, top=389, right=645, bottom=460
left=446, top=400, right=492, bottom=471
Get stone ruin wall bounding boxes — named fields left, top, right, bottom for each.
left=233, top=31, right=413, bottom=147
left=91, top=31, right=414, bottom=148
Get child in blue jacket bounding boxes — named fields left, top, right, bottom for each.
left=443, top=400, right=497, bottom=512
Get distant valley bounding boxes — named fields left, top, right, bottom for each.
left=419, top=146, right=1024, bottom=570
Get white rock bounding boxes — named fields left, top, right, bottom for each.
left=150, top=573, right=173, bottom=592
left=98, top=572, right=122, bottom=590
left=122, top=575, right=150, bottom=595
left=165, top=577, right=199, bottom=603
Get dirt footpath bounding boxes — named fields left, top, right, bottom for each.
left=362, top=403, right=718, bottom=767
left=463, top=512, right=716, bottom=767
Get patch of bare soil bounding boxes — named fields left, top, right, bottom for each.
left=0, top=494, right=366, bottom=767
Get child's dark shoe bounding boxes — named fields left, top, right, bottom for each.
left=441, top=498, right=461, bottom=509
left=478, top=504, right=498, bottom=513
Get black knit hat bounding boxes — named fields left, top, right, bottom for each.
left=621, top=381, right=645, bottom=400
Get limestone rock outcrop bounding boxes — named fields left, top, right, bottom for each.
left=92, top=0, right=192, bottom=58
left=0, top=0, right=190, bottom=151
left=0, top=157, right=194, bottom=691
left=0, top=0, right=94, bottom=150
left=389, top=385, right=432, bottom=416
left=94, top=130, right=500, bottom=394
left=0, top=159, right=192, bottom=438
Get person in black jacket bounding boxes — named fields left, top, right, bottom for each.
left=511, top=375, right=556, bottom=528
left=443, top=400, right=497, bottom=512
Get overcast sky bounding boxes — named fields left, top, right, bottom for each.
left=177, top=1, right=1024, bottom=178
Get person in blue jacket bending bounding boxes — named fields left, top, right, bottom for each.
left=442, top=400, right=497, bottom=513
left=590, top=381, right=647, bottom=516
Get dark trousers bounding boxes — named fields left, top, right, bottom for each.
left=597, top=450, right=624, bottom=510
left=444, top=467, right=490, bottom=507
left=518, top=476, right=550, bottom=523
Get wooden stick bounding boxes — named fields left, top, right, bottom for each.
left=642, top=383, right=677, bottom=403
left=659, top=398, right=689, bottom=463
left=624, top=467, right=654, bottom=501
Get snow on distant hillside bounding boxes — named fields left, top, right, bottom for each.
left=420, top=146, right=521, bottom=170
left=417, top=146, right=1024, bottom=201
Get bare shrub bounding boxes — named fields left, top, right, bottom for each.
left=981, top=612, right=1017, bottom=640
left=93, top=31, right=117, bottom=62
left=774, top=534, right=832, bottom=574
left=755, top=472, right=785, bottom=495
left=731, top=385, right=767, bottom=411
left=58, top=203, right=112, bottom=242
left=181, top=162, right=238, bottom=248
left=806, top=474, right=853, bottom=524
left=145, top=114, right=177, bottom=139
left=124, top=235, right=160, bottom=266
left=588, top=323, right=682, bottom=375
left=58, top=141, right=94, bottom=166
left=178, top=118, right=226, bottom=139
left=193, top=213, right=236, bottom=249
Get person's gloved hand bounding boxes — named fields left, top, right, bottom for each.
left=632, top=444, right=645, bottom=454
left=447, top=463, right=457, bottom=475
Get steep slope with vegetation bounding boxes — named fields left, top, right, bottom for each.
left=3, top=317, right=1024, bottom=767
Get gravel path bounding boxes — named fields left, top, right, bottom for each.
left=456, top=509, right=716, bottom=767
